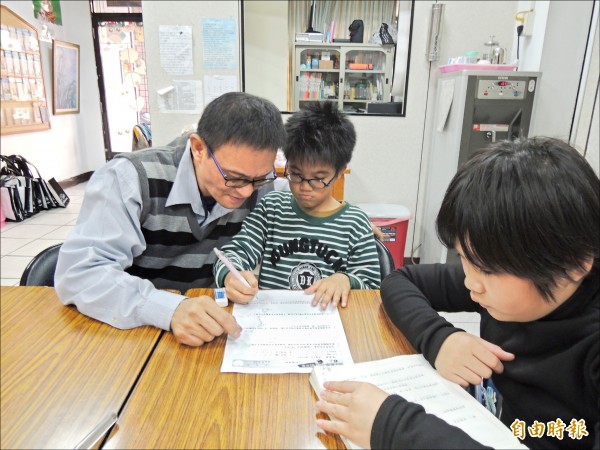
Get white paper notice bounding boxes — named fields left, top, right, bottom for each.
left=221, top=290, right=354, bottom=374
left=157, top=80, right=203, bottom=114
left=159, top=25, right=193, bottom=75
left=202, top=18, right=237, bottom=70
left=436, top=78, right=455, bottom=132
left=204, top=75, right=237, bottom=106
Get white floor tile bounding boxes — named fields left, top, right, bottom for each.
left=1, top=238, right=34, bottom=255
left=0, top=224, right=61, bottom=239
left=8, top=239, right=63, bottom=257
left=65, top=183, right=88, bottom=194
left=41, top=226, right=75, bottom=240
left=1, top=222, right=19, bottom=232
left=46, top=203, right=82, bottom=214
left=0, top=182, right=86, bottom=281
left=0, top=255, right=34, bottom=279
left=25, top=213, right=80, bottom=226
left=67, top=195, right=84, bottom=204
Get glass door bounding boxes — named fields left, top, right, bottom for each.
left=91, top=9, right=150, bottom=159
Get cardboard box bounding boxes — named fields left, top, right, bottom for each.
left=318, top=60, right=334, bottom=69
left=349, top=63, right=373, bottom=70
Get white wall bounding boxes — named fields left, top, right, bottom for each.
left=244, top=1, right=289, bottom=111
left=572, top=2, right=599, bottom=172
left=142, top=1, right=241, bottom=146
left=528, top=1, right=595, bottom=139
left=0, top=1, right=105, bottom=181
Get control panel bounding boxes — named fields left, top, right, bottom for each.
left=477, top=77, right=530, bottom=100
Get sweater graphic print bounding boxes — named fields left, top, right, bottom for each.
left=214, top=191, right=381, bottom=290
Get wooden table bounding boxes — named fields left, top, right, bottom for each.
left=104, top=289, right=414, bottom=449
left=0, top=286, right=163, bottom=449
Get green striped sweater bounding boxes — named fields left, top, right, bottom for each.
left=214, top=191, right=381, bottom=290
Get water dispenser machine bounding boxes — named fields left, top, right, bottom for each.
left=420, top=69, right=541, bottom=264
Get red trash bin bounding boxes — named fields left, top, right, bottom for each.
left=357, top=204, right=412, bottom=268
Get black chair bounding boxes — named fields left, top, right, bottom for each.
left=19, top=243, right=62, bottom=286
left=375, top=239, right=395, bottom=281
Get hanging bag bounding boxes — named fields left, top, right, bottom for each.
left=379, top=23, right=394, bottom=45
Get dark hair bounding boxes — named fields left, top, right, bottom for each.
left=196, top=92, right=286, bottom=153
left=436, top=137, right=600, bottom=301
left=283, top=101, right=356, bottom=172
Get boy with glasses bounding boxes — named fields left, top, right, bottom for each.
left=214, top=101, right=380, bottom=308
left=56, top=92, right=286, bottom=346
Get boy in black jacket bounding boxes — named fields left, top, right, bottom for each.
left=315, top=137, right=599, bottom=449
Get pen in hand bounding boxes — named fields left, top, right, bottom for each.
left=213, top=247, right=252, bottom=288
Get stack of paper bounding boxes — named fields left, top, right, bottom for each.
left=296, top=32, right=324, bottom=42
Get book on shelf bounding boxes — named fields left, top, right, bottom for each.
left=296, top=32, right=323, bottom=42
left=310, top=354, right=527, bottom=450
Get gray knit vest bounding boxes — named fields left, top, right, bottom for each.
left=116, top=135, right=257, bottom=293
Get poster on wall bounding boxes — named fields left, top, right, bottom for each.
left=159, top=25, right=193, bottom=75
left=52, top=39, right=79, bottom=114
left=157, top=80, right=203, bottom=114
left=201, top=18, right=236, bottom=70
left=204, top=75, right=237, bottom=106
left=32, top=0, right=62, bottom=26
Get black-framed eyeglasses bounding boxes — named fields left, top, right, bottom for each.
left=284, top=164, right=338, bottom=189
left=205, top=141, right=277, bottom=188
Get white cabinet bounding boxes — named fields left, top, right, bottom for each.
left=293, top=43, right=395, bottom=114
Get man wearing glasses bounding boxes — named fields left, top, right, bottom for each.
left=55, top=92, right=286, bottom=346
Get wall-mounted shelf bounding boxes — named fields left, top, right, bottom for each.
left=1, top=5, right=51, bottom=135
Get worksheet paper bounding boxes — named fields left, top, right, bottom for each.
left=221, top=290, right=354, bottom=374
left=311, top=355, right=527, bottom=450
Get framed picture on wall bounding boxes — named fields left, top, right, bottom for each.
left=52, top=39, right=79, bottom=114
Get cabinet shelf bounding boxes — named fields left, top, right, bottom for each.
left=300, top=98, right=338, bottom=101
left=299, top=69, right=340, bottom=73
left=345, top=69, right=386, bottom=74
left=294, top=43, right=394, bottom=113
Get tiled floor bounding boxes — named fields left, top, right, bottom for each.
left=1, top=182, right=86, bottom=286
left=0, top=181, right=480, bottom=334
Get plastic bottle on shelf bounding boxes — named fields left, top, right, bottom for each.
left=356, top=81, right=367, bottom=99
left=465, top=51, right=479, bottom=64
